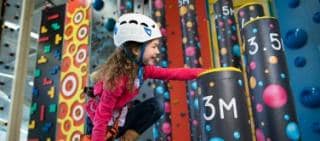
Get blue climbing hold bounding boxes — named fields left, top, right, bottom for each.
left=300, top=87, right=320, bottom=108
left=92, top=0, right=104, bottom=11
left=156, top=86, right=165, bottom=95
left=104, top=18, right=116, bottom=32
left=284, top=28, right=308, bottom=49
left=288, top=0, right=300, bottom=8
left=294, top=56, right=306, bottom=67
left=313, top=12, right=320, bottom=23
left=312, top=122, right=320, bottom=134
left=126, top=1, right=133, bottom=9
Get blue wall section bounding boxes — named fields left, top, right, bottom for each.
left=273, top=1, right=320, bottom=141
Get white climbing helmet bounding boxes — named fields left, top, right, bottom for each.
left=113, top=13, right=162, bottom=47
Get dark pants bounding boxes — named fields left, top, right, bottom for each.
left=85, top=96, right=165, bottom=137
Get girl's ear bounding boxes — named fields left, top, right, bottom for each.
left=132, top=47, right=140, bottom=56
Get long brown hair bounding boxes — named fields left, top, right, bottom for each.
left=92, top=42, right=143, bottom=92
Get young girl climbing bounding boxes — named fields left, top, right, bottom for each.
left=85, top=13, right=207, bottom=141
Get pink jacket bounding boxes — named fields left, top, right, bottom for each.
left=85, top=65, right=205, bottom=141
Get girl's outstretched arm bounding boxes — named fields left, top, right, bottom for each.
left=144, top=65, right=206, bottom=81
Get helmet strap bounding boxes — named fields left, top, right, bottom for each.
left=122, top=43, right=147, bottom=88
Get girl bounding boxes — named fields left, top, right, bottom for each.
left=85, top=13, right=207, bottom=141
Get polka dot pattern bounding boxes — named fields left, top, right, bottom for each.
left=242, top=17, right=300, bottom=140
left=197, top=69, right=253, bottom=140
left=151, top=0, right=172, bottom=140
left=213, top=0, right=241, bottom=68
left=179, top=1, right=203, bottom=140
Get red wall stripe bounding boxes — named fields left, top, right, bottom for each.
left=165, top=1, right=191, bottom=141
left=195, top=0, right=214, bottom=69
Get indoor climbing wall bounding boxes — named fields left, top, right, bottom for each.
left=120, top=0, right=134, bottom=13
left=178, top=0, right=203, bottom=140
left=0, top=0, right=23, bottom=135
left=89, top=0, right=117, bottom=76
left=151, top=0, right=173, bottom=140
left=0, top=0, right=25, bottom=134
left=242, top=17, right=300, bottom=141
left=211, top=0, right=242, bottom=68
left=165, top=1, right=191, bottom=140
left=197, top=68, right=253, bottom=141
left=56, top=1, right=90, bottom=140
left=234, top=2, right=269, bottom=140
left=195, top=0, right=213, bottom=69
left=273, top=1, right=320, bottom=140
left=28, top=4, right=66, bottom=140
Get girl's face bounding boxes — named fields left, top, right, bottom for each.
left=142, top=39, right=160, bottom=65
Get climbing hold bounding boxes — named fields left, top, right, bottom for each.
left=50, top=65, right=60, bottom=75
left=43, top=77, right=53, bottom=85
left=312, top=122, right=320, bottom=134
left=55, top=34, right=62, bottom=45
left=29, top=120, right=36, bottom=129
left=104, top=18, right=116, bottom=32
left=284, top=28, right=308, bottom=49
left=32, top=88, right=39, bottom=98
left=92, top=0, right=104, bottom=11
left=30, top=103, right=37, bottom=115
left=49, top=104, right=56, bottom=113
left=40, top=105, right=45, bottom=121
left=48, top=87, right=55, bottom=99
left=54, top=50, right=61, bottom=60
left=313, top=12, right=320, bottom=23
left=294, top=56, right=306, bottom=67
left=44, top=45, right=51, bottom=53
left=39, top=36, right=49, bottom=42
left=288, top=0, right=300, bottom=8
left=300, top=87, right=320, bottom=108
left=51, top=22, right=60, bottom=30
left=34, top=69, right=41, bottom=77
left=37, top=56, right=48, bottom=64
left=41, top=26, right=48, bottom=33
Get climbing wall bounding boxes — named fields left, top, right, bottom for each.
left=165, top=1, right=191, bottom=140
left=56, top=1, right=90, bottom=140
left=273, top=1, right=320, bottom=140
left=197, top=67, right=253, bottom=141
left=178, top=0, right=204, bottom=140
left=28, top=4, right=66, bottom=141
left=211, top=0, right=242, bottom=68
left=151, top=0, right=173, bottom=140
left=0, top=1, right=24, bottom=136
left=242, top=17, right=300, bottom=141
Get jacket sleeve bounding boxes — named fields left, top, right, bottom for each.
left=144, top=65, right=206, bottom=81
left=91, top=80, right=125, bottom=141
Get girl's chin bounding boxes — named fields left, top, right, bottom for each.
left=145, top=60, right=156, bottom=66
left=147, top=62, right=155, bottom=66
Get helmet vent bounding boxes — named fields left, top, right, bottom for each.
left=129, top=20, right=138, bottom=24
left=140, top=22, right=148, bottom=27
left=120, top=21, right=127, bottom=25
